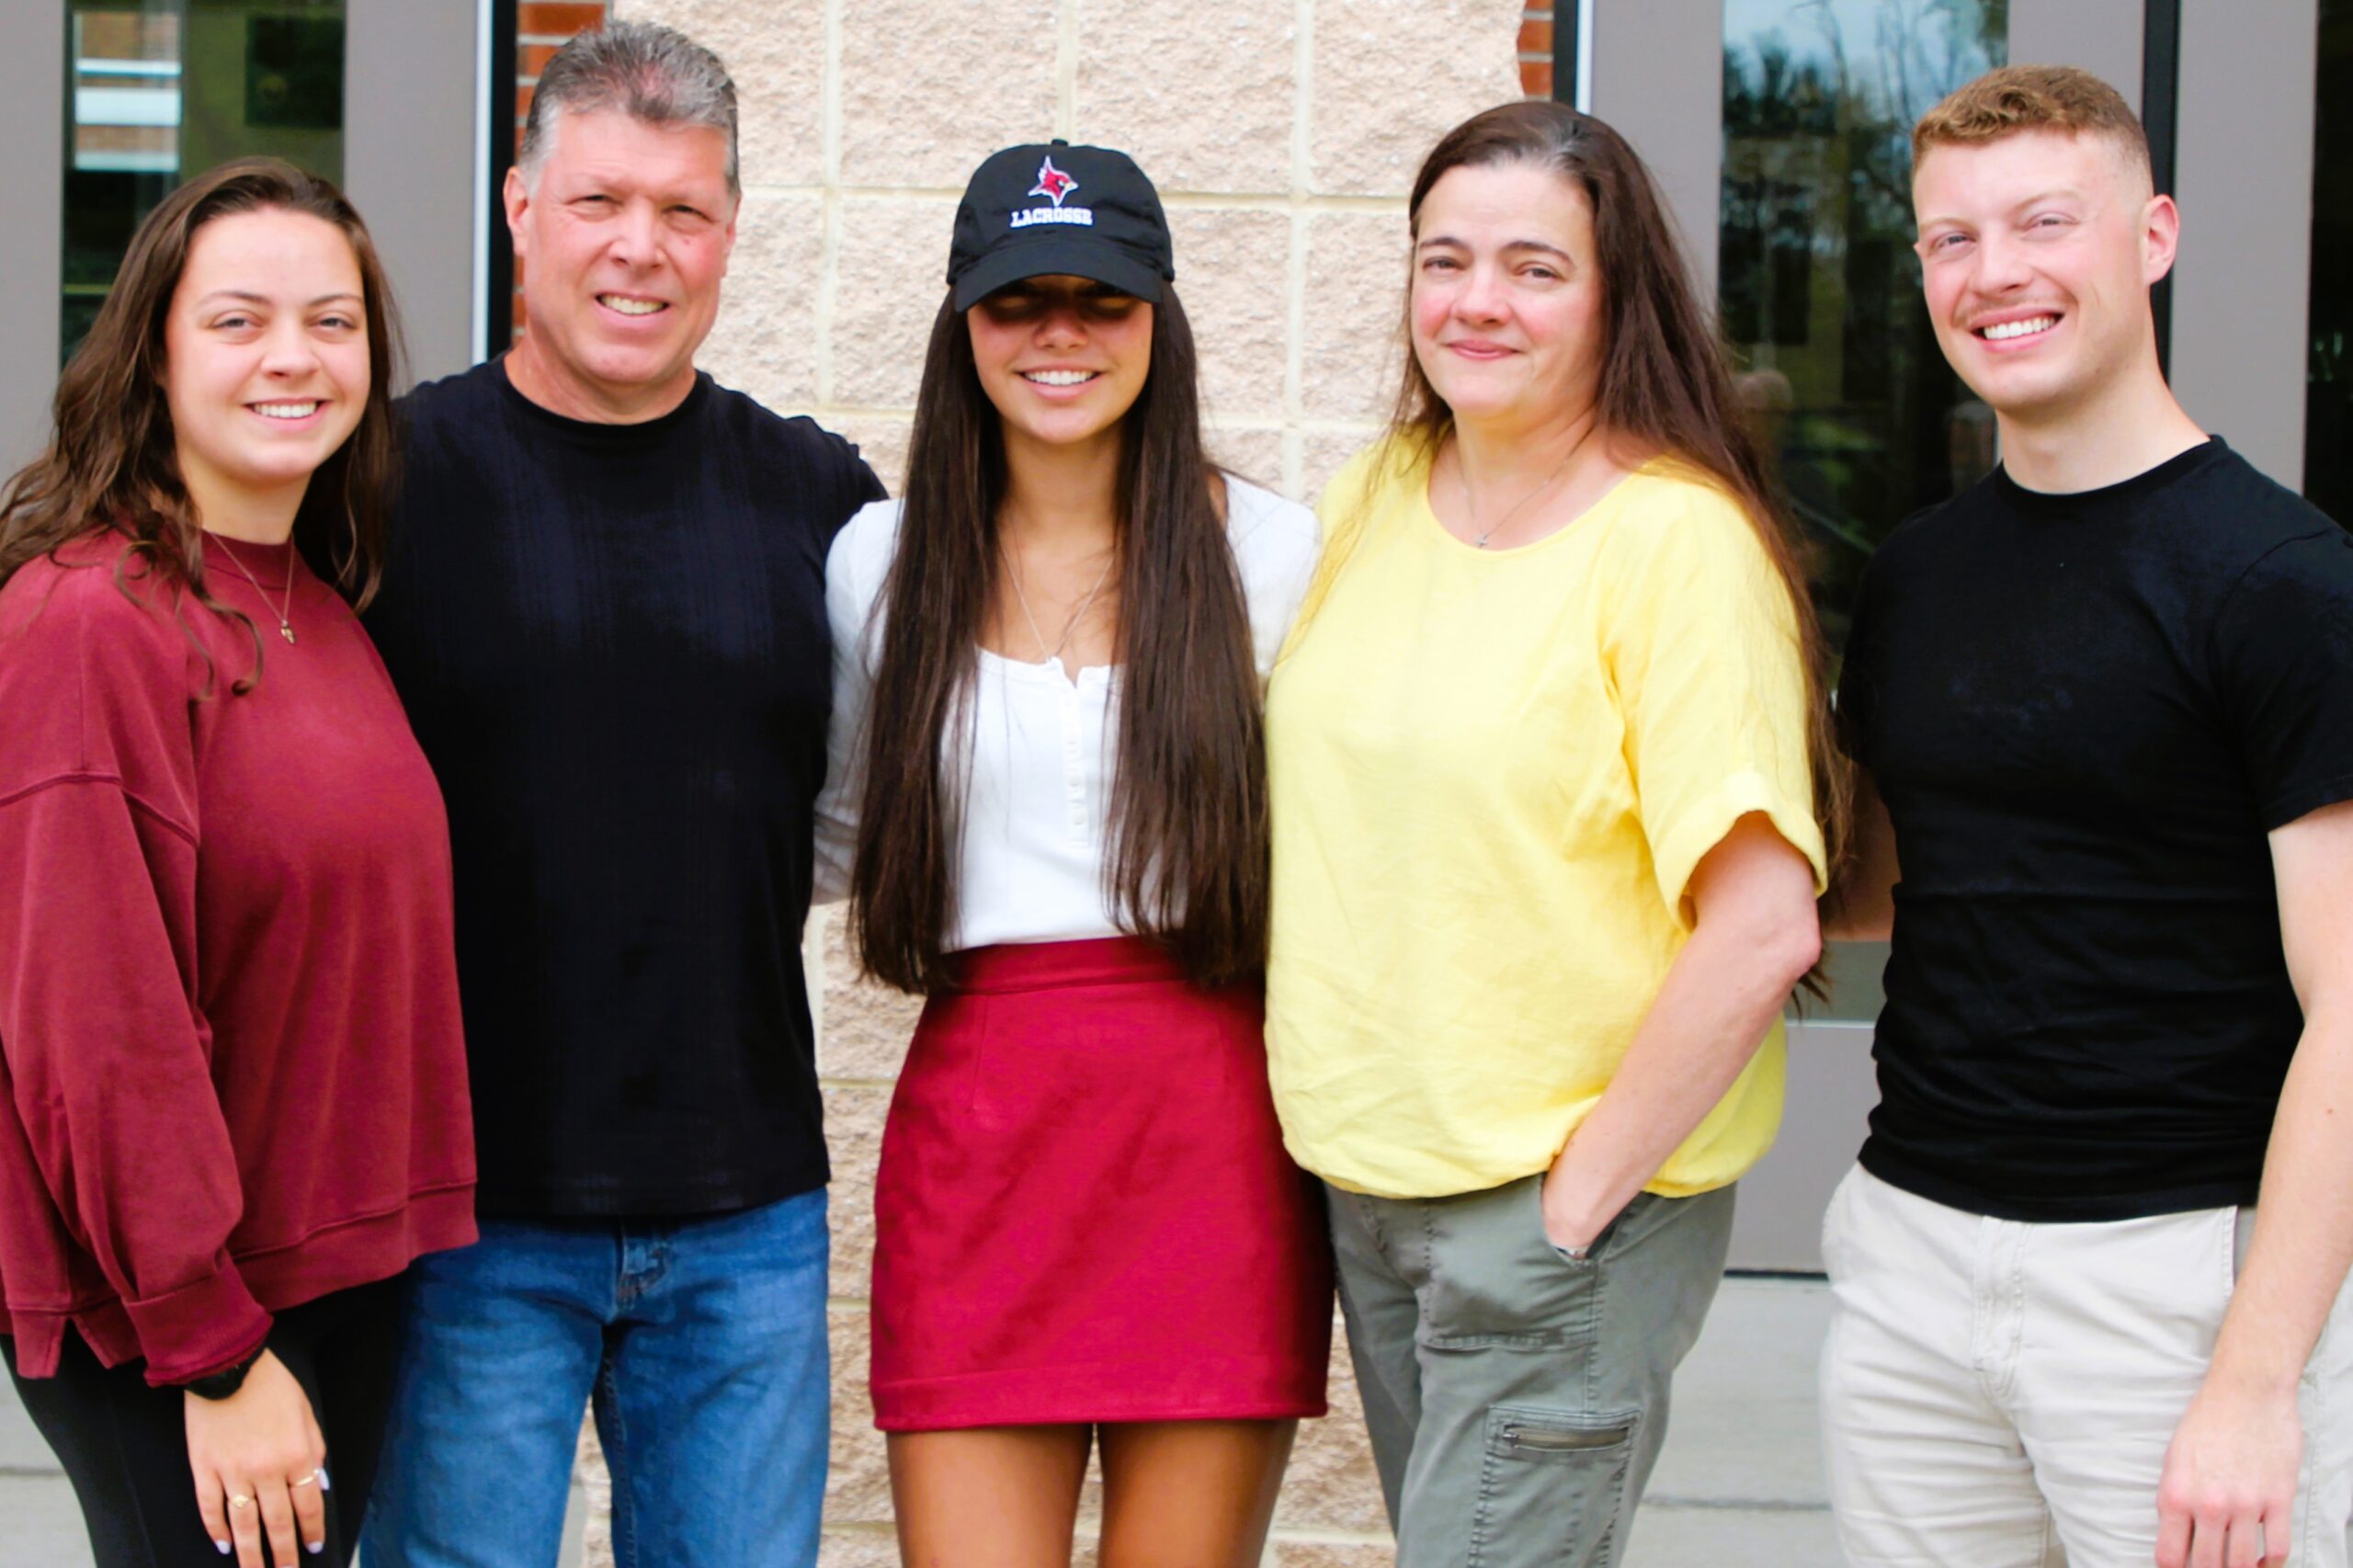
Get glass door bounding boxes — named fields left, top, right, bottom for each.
left=1713, top=0, right=2006, bottom=1268
left=1721, top=0, right=2006, bottom=653
left=63, top=0, right=347, bottom=360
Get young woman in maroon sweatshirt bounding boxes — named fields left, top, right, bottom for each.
left=0, top=160, right=474, bottom=1568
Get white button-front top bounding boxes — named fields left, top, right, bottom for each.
left=814, top=477, right=1319, bottom=952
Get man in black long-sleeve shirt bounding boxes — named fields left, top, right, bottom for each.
left=358, top=24, right=881, bottom=1567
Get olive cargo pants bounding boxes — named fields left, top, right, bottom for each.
left=1327, top=1175, right=1736, bottom=1568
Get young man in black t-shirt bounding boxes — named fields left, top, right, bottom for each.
left=357, top=24, right=882, bottom=1568
left=1826, top=65, right=2353, bottom=1568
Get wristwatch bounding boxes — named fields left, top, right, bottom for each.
left=183, top=1345, right=265, bottom=1402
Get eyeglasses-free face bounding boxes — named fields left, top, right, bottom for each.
left=966, top=274, right=1155, bottom=465
left=503, top=108, right=737, bottom=421
left=163, top=208, right=370, bottom=531
left=1408, top=160, right=1608, bottom=442
left=1913, top=127, right=2177, bottom=428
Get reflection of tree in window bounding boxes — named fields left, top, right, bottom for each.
left=1720, top=0, right=2005, bottom=642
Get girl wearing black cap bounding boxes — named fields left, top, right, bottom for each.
left=816, top=142, right=1331, bottom=1563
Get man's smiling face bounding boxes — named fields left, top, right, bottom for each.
left=504, top=108, right=737, bottom=417
left=1912, top=127, right=2174, bottom=426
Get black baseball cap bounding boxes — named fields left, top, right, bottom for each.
left=948, top=140, right=1176, bottom=311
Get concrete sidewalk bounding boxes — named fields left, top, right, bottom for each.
left=1627, top=1277, right=1838, bottom=1565
left=0, top=1279, right=1831, bottom=1567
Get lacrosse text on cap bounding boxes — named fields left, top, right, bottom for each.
left=1011, top=155, right=1094, bottom=228
left=946, top=141, right=1176, bottom=311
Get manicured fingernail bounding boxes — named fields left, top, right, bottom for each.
left=317, top=1467, right=332, bottom=1493
left=307, top=1543, right=324, bottom=1556
left=213, top=1544, right=230, bottom=1557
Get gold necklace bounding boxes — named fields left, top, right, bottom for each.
left=210, top=536, right=297, bottom=644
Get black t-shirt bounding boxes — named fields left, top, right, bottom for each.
left=1839, top=438, right=2353, bottom=1221
left=367, top=358, right=885, bottom=1217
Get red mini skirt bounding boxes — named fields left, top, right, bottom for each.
left=870, top=937, right=1333, bottom=1431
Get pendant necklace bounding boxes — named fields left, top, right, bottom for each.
left=210, top=536, right=298, bottom=644
left=1456, top=424, right=1594, bottom=549
left=999, top=532, right=1117, bottom=668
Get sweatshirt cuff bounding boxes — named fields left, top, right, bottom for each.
left=122, top=1266, right=273, bottom=1388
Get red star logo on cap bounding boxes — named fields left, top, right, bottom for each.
left=1029, top=156, right=1079, bottom=208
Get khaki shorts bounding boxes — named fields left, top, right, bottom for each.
left=1327, top=1174, right=1736, bottom=1568
left=1821, top=1164, right=2353, bottom=1568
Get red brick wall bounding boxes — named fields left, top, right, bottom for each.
left=512, top=3, right=613, bottom=336
left=1520, top=6, right=1554, bottom=98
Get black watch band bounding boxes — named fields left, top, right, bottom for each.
left=182, top=1346, right=264, bottom=1402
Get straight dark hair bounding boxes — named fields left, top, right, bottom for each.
left=1386, top=101, right=1852, bottom=883
left=0, top=157, right=405, bottom=693
left=848, top=289, right=1267, bottom=994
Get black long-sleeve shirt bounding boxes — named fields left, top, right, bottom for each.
left=367, top=358, right=884, bottom=1217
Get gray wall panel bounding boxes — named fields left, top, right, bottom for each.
left=345, top=0, right=482, bottom=386
left=2171, top=0, right=2318, bottom=485
left=1587, top=0, right=1724, bottom=304
left=2009, top=0, right=2146, bottom=111
left=2, top=7, right=67, bottom=474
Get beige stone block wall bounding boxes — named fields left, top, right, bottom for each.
left=582, top=1, right=1526, bottom=1561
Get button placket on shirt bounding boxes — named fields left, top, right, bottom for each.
left=1062, top=680, right=1088, bottom=842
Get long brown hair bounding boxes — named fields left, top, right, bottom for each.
left=1383, top=100, right=1851, bottom=883
left=0, top=157, right=405, bottom=692
left=848, top=289, right=1268, bottom=994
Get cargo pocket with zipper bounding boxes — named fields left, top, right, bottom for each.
left=1468, top=1402, right=1642, bottom=1568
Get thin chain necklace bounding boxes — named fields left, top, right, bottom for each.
left=997, top=531, right=1117, bottom=668
left=210, top=535, right=297, bottom=644
left=1454, top=423, right=1595, bottom=549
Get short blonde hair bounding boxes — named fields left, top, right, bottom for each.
left=1913, top=64, right=2152, bottom=179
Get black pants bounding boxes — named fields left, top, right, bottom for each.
left=3, top=1275, right=404, bottom=1568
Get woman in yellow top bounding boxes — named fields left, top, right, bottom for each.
left=1265, top=101, right=1844, bottom=1567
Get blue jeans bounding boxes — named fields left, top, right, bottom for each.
left=359, top=1188, right=830, bottom=1568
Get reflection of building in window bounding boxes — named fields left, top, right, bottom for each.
left=73, top=8, right=180, bottom=175
left=1719, top=0, right=2003, bottom=633
left=65, top=6, right=185, bottom=358
left=60, top=0, right=347, bottom=362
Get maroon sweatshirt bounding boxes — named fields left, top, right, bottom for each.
left=0, top=531, right=474, bottom=1384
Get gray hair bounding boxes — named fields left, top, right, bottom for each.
left=517, top=21, right=740, bottom=199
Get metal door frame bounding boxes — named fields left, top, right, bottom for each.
left=1, top=8, right=68, bottom=470
left=1558, top=0, right=2322, bottom=1268
left=4, top=0, right=490, bottom=474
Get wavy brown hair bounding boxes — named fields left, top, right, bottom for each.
left=1372, top=101, right=1852, bottom=893
left=0, top=157, right=404, bottom=693
left=848, top=289, right=1267, bottom=994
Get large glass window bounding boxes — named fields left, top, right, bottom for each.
left=1724, top=0, right=2006, bottom=1019
left=2313, top=0, right=2352, bottom=521
left=63, top=0, right=346, bottom=360
left=1722, top=0, right=2006, bottom=640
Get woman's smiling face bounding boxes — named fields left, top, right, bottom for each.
left=967, top=275, right=1154, bottom=457
left=1409, top=160, right=1608, bottom=436
left=163, top=208, right=370, bottom=525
